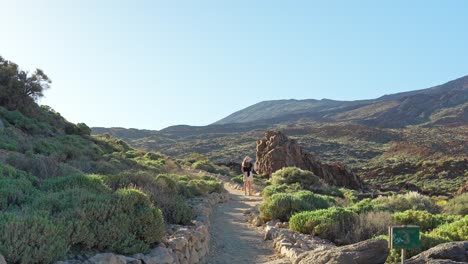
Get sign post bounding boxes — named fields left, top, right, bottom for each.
left=389, top=225, right=420, bottom=264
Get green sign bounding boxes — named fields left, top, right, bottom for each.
left=389, top=225, right=420, bottom=249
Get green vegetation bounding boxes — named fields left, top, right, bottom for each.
left=442, top=193, right=468, bottom=215
left=271, top=167, right=324, bottom=189
left=374, top=191, right=437, bottom=213
left=259, top=190, right=332, bottom=221
left=393, top=210, right=460, bottom=231
left=289, top=207, right=358, bottom=243
left=0, top=56, right=225, bottom=263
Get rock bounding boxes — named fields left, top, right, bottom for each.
left=124, top=257, right=142, bottom=264
left=168, top=237, right=188, bottom=251
left=255, top=131, right=362, bottom=189
left=145, top=247, right=174, bottom=264
left=250, top=214, right=264, bottom=226
left=0, top=255, right=6, bottom=264
left=189, top=247, right=199, bottom=263
left=295, top=238, right=389, bottom=264
left=406, top=241, right=468, bottom=264
left=131, top=253, right=145, bottom=260
left=88, top=253, right=126, bottom=264
left=264, top=225, right=278, bottom=240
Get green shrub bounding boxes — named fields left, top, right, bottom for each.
left=0, top=178, right=38, bottom=210
left=393, top=210, right=461, bottom=231
left=431, top=215, right=468, bottom=241
left=271, top=167, right=323, bottom=190
left=187, top=179, right=223, bottom=195
left=0, top=211, right=68, bottom=264
left=348, top=198, right=382, bottom=214
left=0, top=164, right=39, bottom=184
left=106, top=172, right=194, bottom=224
left=343, top=189, right=359, bottom=204
left=192, top=160, right=216, bottom=173
left=231, top=175, right=244, bottom=184
left=295, top=190, right=334, bottom=209
left=374, top=191, right=437, bottom=213
left=289, top=207, right=357, bottom=244
left=347, top=211, right=394, bottom=243
left=259, top=191, right=331, bottom=221
left=33, top=188, right=165, bottom=254
left=262, top=184, right=288, bottom=198
left=145, top=152, right=164, bottom=160
left=41, top=174, right=111, bottom=193
left=442, top=193, right=468, bottom=215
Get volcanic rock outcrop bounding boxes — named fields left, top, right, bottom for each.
left=255, top=130, right=362, bottom=189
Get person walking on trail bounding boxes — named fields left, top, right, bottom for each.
left=241, top=156, right=254, bottom=196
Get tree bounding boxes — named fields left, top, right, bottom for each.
left=0, top=56, right=51, bottom=115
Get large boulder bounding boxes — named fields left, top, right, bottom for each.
left=255, top=131, right=362, bottom=189
left=294, top=238, right=389, bottom=264
left=0, top=255, right=6, bottom=264
left=406, top=241, right=468, bottom=264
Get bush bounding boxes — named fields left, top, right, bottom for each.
left=431, top=215, right=468, bottom=241
left=348, top=198, right=382, bottom=214
left=259, top=191, right=331, bottom=221
left=145, top=152, right=164, bottom=161
left=192, top=160, right=216, bottom=173
left=271, top=167, right=324, bottom=190
left=374, top=191, right=437, bottom=213
left=0, top=178, right=38, bottom=210
left=289, top=207, right=357, bottom=244
left=0, top=164, right=38, bottom=185
left=41, top=174, right=111, bottom=193
left=187, top=179, right=223, bottom=195
left=32, top=188, right=165, bottom=254
left=442, top=193, right=468, bottom=215
left=231, top=175, right=244, bottom=184
left=0, top=211, right=68, bottom=264
left=393, top=210, right=461, bottom=231
left=262, top=184, right=288, bottom=198
left=348, top=211, right=394, bottom=243
left=105, top=172, right=194, bottom=224
left=7, top=152, right=61, bottom=179
left=261, top=183, right=302, bottom=199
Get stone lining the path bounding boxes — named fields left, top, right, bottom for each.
left=248, top=213, right=389, bottom=264
left=52, top=191, right=229, bottom=264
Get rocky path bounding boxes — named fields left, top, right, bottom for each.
left=206, top=183, right=290, bottom=264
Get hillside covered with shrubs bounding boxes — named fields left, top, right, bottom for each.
left=255, top=167, right=468, bottom=263
left=0, top=56, right=224, bottom=263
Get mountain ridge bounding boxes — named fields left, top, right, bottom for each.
left=213, top=75, right=468, bottom=126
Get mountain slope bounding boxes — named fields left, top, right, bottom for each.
left=214, top=75, right=468, bottom=127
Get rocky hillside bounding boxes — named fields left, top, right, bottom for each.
left=214, top=75, right=468, bottom=127
left=92, top=75, right=467, bottom=196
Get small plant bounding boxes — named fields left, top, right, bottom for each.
left=442, top=193, right=468, bottom=215
left=259, top=191, right=331, bottom=221
left=271, top=167, right=324, bottom=190
left=289, top=207, right=358, bottom=244
left=374, top=191, right=437, bottom=213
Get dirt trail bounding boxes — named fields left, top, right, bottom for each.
left=206, top=183, right=290, bottom=264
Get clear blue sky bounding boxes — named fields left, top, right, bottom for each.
left=1, top=1, right=467, bottom=130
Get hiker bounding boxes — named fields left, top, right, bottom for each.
left=241, top=156, right=254, bottom=196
